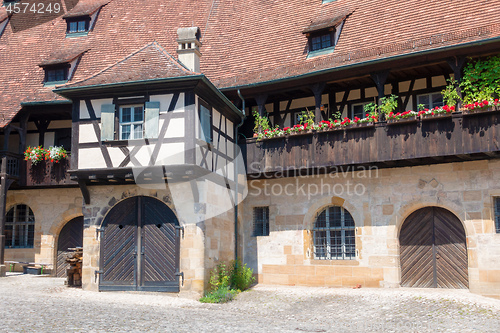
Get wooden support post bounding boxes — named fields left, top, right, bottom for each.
left=447, top=56, right=466, bottom=108
left=310, top=83, right=326, bottom=121
left=371, top=71, right=389, bottom=102
left=0, top=155, right=12, bottom=272
left=328, top=89, right=336, bottom=120
left=34, top=120, right=50, bottom=147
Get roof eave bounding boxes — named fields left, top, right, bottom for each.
left=220, top=36, right=500, bottom=92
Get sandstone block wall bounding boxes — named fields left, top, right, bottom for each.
left=240, top=160, right=500, bottom=297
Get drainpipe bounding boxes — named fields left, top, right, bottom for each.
left=234, top=89, right=246, bottom=262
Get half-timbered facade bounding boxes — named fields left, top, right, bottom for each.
left=1, top=0, right=500, bottom=297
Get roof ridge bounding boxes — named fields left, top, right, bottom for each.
left=151, top=41, right=195, bottom=74
left=62, top=41, right=159, bottom=88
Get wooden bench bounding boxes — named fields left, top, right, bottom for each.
left=5, top=261, right=52, bottom=275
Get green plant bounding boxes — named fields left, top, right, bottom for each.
left=199, top=286, right=238, bottom=303
left=252, top=109, right=271, bottom=135
left=417, top=103, right=426, bottom=112
left=298, top=109, right=315, bottom=129
left=461, top=55, right=500, bottom=104
left=200, top=259, right=255, bottom=303
left=332, top=109, right=342, bottom=120
left=363, top=102, right=378, bottom=117
left=441, top=78, right=461, bottom=107
left=230, top=259, right=255, bottom=291
left=379, top=94, right=398, bottom=115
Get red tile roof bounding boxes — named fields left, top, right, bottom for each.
left=63, top=41, right=196, bottom=88
left=39, top=46, right=90, bottom=67
left=63, top=0, right=113, bottom=18
left=1, top=0, right=500, bottom=128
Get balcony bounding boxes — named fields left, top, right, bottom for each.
left=0, top=152, right=22, bottom=179
left=243, top=111, right=500, bottom=177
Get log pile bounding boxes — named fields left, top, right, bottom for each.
left=65, top=247, right=83, bottom=287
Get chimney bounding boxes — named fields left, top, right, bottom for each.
left=177, top=27, right=201, bottom=72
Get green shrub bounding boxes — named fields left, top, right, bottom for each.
left=230, top=259, right=256, bottom=291
left=199, top=286, right=238, bottom=303
left=200, top=259, right=255, bottom=303
left=461, top=55, right=500, bottom=104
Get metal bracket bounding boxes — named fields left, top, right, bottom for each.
left=94, top=270, right=103, bottom=283
left=175, top=271, right=184, bottom=286
left=96, top=227, right=104, bottom=240
left=175, top=225, right=184, bottom=238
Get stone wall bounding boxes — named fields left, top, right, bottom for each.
left=5, top=187, right=83, bottom=273
left=239, top=159, right=500, bottom=297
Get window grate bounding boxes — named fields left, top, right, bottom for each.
left=253, top=207, right=269, bottom=237
left=5, top=204, right=35, bottom=248
left=313, top=206, right=355, bottom=260
left=495, top=198, right=500, bottom=233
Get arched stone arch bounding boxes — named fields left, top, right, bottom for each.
left=303, top=196, right=361, bottom=230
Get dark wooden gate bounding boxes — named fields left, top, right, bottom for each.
left=400, top=207, right=468, bottom=289
left=100, top=196, right=180, bottom=292
left=56, top=217, right=83, bottom=277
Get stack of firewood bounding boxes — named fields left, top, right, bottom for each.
left=65, top=247, right=83, bottom=287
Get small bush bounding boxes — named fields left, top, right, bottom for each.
left=199, top=286, right=238, bottom=303
left=230, top=259, right=255, bottom=292
left=200, top=259, right=255, bottom=303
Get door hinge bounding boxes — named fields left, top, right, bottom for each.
left=175, top=271, right=184, bottom=286
left=94, top=270, right=103, bottom=282
left=96, top=227, right=104, bottom=240
left=175, top=225, right=184, bottom=238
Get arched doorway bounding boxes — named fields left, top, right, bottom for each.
left=99, top=196, right=180, bottom=292
left=56, top=217, right=84, bottom=277
left=400, top=207, right=468, bottom=289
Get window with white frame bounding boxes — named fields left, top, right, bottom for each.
left=494, top=197, right=500, bottom=233
left=417, top=92, right=444, bottom=110
left=313, top=206, right=355, bottom=260
left=5, top=204, right=35, bottom=248
left=119, top=105, right=144, bottom=140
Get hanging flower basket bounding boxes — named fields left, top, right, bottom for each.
left=46, top=146, right=68, bottom=163
left=24, top=146, right=47, bottom=165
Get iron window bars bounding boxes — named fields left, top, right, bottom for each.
left=313, top=206, right=355, bottom=260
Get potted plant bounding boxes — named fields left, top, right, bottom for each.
left=462, top=99, right=499, bottom=115
left=441, top=78, right=461, bottom=110
left=419, top=104, right=455, bottom=120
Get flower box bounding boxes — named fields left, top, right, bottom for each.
left=345, top=122, right=375, bottom=130
left=386, top=116, right=418, bottom=125
left=420, top=112, right=453, bottom=121
left=461, top=106, right=498, bottom=116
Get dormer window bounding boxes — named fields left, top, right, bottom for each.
left=310, top=30, right=333, bottom=52
left=66, top=17, right=90, bottom=34
left=303, top=10, right=352, bottom=57
left=44, top=65, right=69, bottom=83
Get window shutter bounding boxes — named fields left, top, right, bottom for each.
left=200, top=104, right=212, bottom=143
left=101, top=104, right=115, bottom=141
left=144, top=101, right=160, bottom=139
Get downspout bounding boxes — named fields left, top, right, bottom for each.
left=234, top=89, right=246, bottom=262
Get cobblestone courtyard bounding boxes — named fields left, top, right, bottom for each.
left=1, top=274, right=499, bottom=332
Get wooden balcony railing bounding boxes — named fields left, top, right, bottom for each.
left=0, top=152, right=21, bottom=178
left=243, top=111, right=500, bottom=177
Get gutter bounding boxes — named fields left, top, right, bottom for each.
left=20, top=100, right=72, bottom=106
left=219, top=35, right=500, bottom=92
left=234, top=89, right=246, bottom=262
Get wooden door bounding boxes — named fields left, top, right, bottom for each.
left=400, top=207, right=468, bottom=289
left=100, top=196, right=180, bottom=292
left=56, top=217, right=84, bottom=277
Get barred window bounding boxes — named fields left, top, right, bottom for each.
left=313, top=206, right=355, bottom=260
left=5, top=204, right=35, bottom=248
left=253, top=207, right=269, bottom=236
left=495, top=198, right=500, bottom=233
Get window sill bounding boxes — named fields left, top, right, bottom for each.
left=307, top=46, right=336, bottom=59
left=310, top=259, right=359, bottom=266
left=102, top=138, right=159, bottom=146
left=43, top=80, right=68, bottom=87
left=66, top=31, right=89, bottom=38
